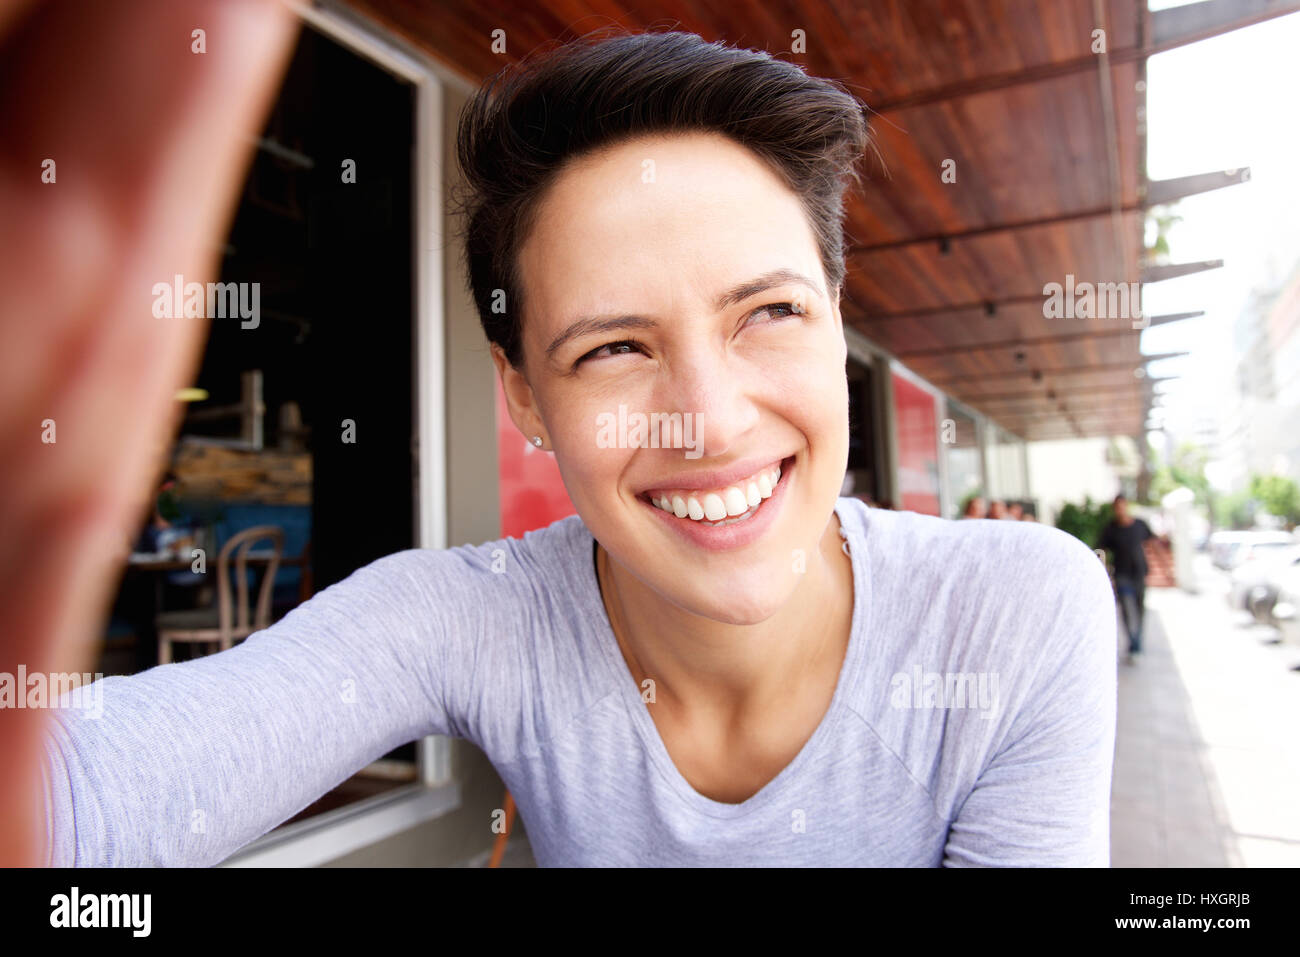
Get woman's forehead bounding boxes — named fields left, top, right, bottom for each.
left=518, top=133, right=822, bottom=324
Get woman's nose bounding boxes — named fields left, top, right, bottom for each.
left=657, top=354, right=760, bottom=459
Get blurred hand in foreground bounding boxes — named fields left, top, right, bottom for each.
left=0, top=0, right=299, bottom=864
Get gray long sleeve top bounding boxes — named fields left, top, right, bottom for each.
left=39, top=497, right=1118, bottom=866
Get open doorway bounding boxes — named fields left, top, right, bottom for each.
left=845, top=358, right=881, bottom=505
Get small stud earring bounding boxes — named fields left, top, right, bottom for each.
left=531, top=436, right=543, bottom=447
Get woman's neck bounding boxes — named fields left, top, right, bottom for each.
left=595, top=512, right=854, bottom=721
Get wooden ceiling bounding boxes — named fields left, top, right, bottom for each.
left=345, top=0, right=1296, bottom=440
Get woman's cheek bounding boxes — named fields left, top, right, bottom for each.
left=749, top=346, right=846, bottom=426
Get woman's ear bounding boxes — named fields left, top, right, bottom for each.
left=490, top=343, right=547, bottom=447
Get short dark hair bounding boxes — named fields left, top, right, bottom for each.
left=454, top=29, right=871, bottom=369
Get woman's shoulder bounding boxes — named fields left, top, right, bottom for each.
left=362, top=512, right=590, bottom=586
left=296, top=515, right=597, bottom=648
left=838, top=497, right=1110, bottom=606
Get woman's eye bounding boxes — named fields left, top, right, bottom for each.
left=573, top=303, right=803, bottom=368
left=747, top=301, right=805, bottom=324
left=576, top=339, right=644, bottom=366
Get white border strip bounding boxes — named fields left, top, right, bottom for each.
left=221, top=782, right=461, bottom=867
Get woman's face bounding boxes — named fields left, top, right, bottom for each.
left=498, top=131, right=849, bottom=625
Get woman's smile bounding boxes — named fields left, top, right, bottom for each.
left=638, top=454, right=796, bottom=551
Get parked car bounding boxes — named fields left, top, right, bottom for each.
left=1267, top=563, right=1300, bottom=647
left=1248, top=557, right=1300, bottom=625
left=1226, top=544, right=1300, bottom=615
left=1211, top=530, right=1297, bottom=571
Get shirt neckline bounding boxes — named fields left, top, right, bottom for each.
left=575, top=497, right=872, bottom=819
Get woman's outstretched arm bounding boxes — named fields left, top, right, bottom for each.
left=0, top=0, right=299, bottom=865
left=39, top=550, right=454, bottom=867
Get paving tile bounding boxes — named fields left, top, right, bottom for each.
left=1111, top=561, right=1300, bottom=869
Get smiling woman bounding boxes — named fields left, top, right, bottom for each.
left=34, top=27, right=1117, bottom=868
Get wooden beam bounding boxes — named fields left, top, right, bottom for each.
left=957, top=379, right=1173, bottom=403
left=865, top=0, right=1300, bottom=113
left=961, top=382, right=1144, bottom=403
left=1142, top=260, right=1224, bottom=283
left=1004, top=421, right=1150, bottom=436
left=899, top=328, right=1135, bottom=359
left=893, top=313, right=1201, bottom=359
left=1092, top=0, right=1127, bottom=281
left=847, top=204, right=1138, bottom=255
left=868, top=53, right=1137, bottom=113
left=1033, top=406, right=1151, bottom=417
left=1148, top=311, right=1205, bottom=327
left=1152, top=0, right=1300, bottom=47
left=1144, top=168, right=1253, bottom=205
left=1006, top=404, right=1153, bottom=420
left=1137, top=2, right=1152, bottom=334
left=929, top=353, right=1188, bottom=385
left=975, top=393, right=1152, bottom=411
left=974, top=400, right=1148, bottom=416
left=1023, top=413, right=1146, bottom=426
left=851, top=292, right=1203, bottom=325
left=853, top=294, right=1048, bottom=324
left=1007, top=406, right=1151, bottom=420
left=1022, top=429, right=1139, bottom=441
left=847, top=168, right=1247, bottom=255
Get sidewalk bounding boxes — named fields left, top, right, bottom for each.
left=1110, top=566, right=1300, bottom=867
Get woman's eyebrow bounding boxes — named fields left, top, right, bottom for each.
left=714, top=268, right=824, bottom=311
left=545, top=315, right=658, bottom=359
left=545, top=268, right=824, bottom=359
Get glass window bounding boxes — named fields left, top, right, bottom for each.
left=944, top=404, right=982, bottom=519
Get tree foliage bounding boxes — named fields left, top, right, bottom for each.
left=1149, top=440, right=1212, bottom=508
left=1249, top=474, right=1300, bottom=525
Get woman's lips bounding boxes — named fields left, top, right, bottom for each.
left=639, top=455, right=794, bottom=550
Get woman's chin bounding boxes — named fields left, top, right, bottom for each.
left=668, top=573, right=800, bottom=626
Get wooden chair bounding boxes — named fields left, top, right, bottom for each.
left=157, top=525, right=284, bottom=664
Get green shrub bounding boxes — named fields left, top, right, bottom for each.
left=1054, top=496, right=1114, bottom=548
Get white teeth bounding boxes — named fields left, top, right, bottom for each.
left=647, top=459, right=788, bottom=525
left=702, top=493, right=728, bottom=521
left=723, top=487, right=749, bottom=517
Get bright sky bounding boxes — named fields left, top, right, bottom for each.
left=1140, top=4, right=1300, bottom=455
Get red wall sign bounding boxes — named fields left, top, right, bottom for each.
left=891, top=372, right=941, bottom=516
